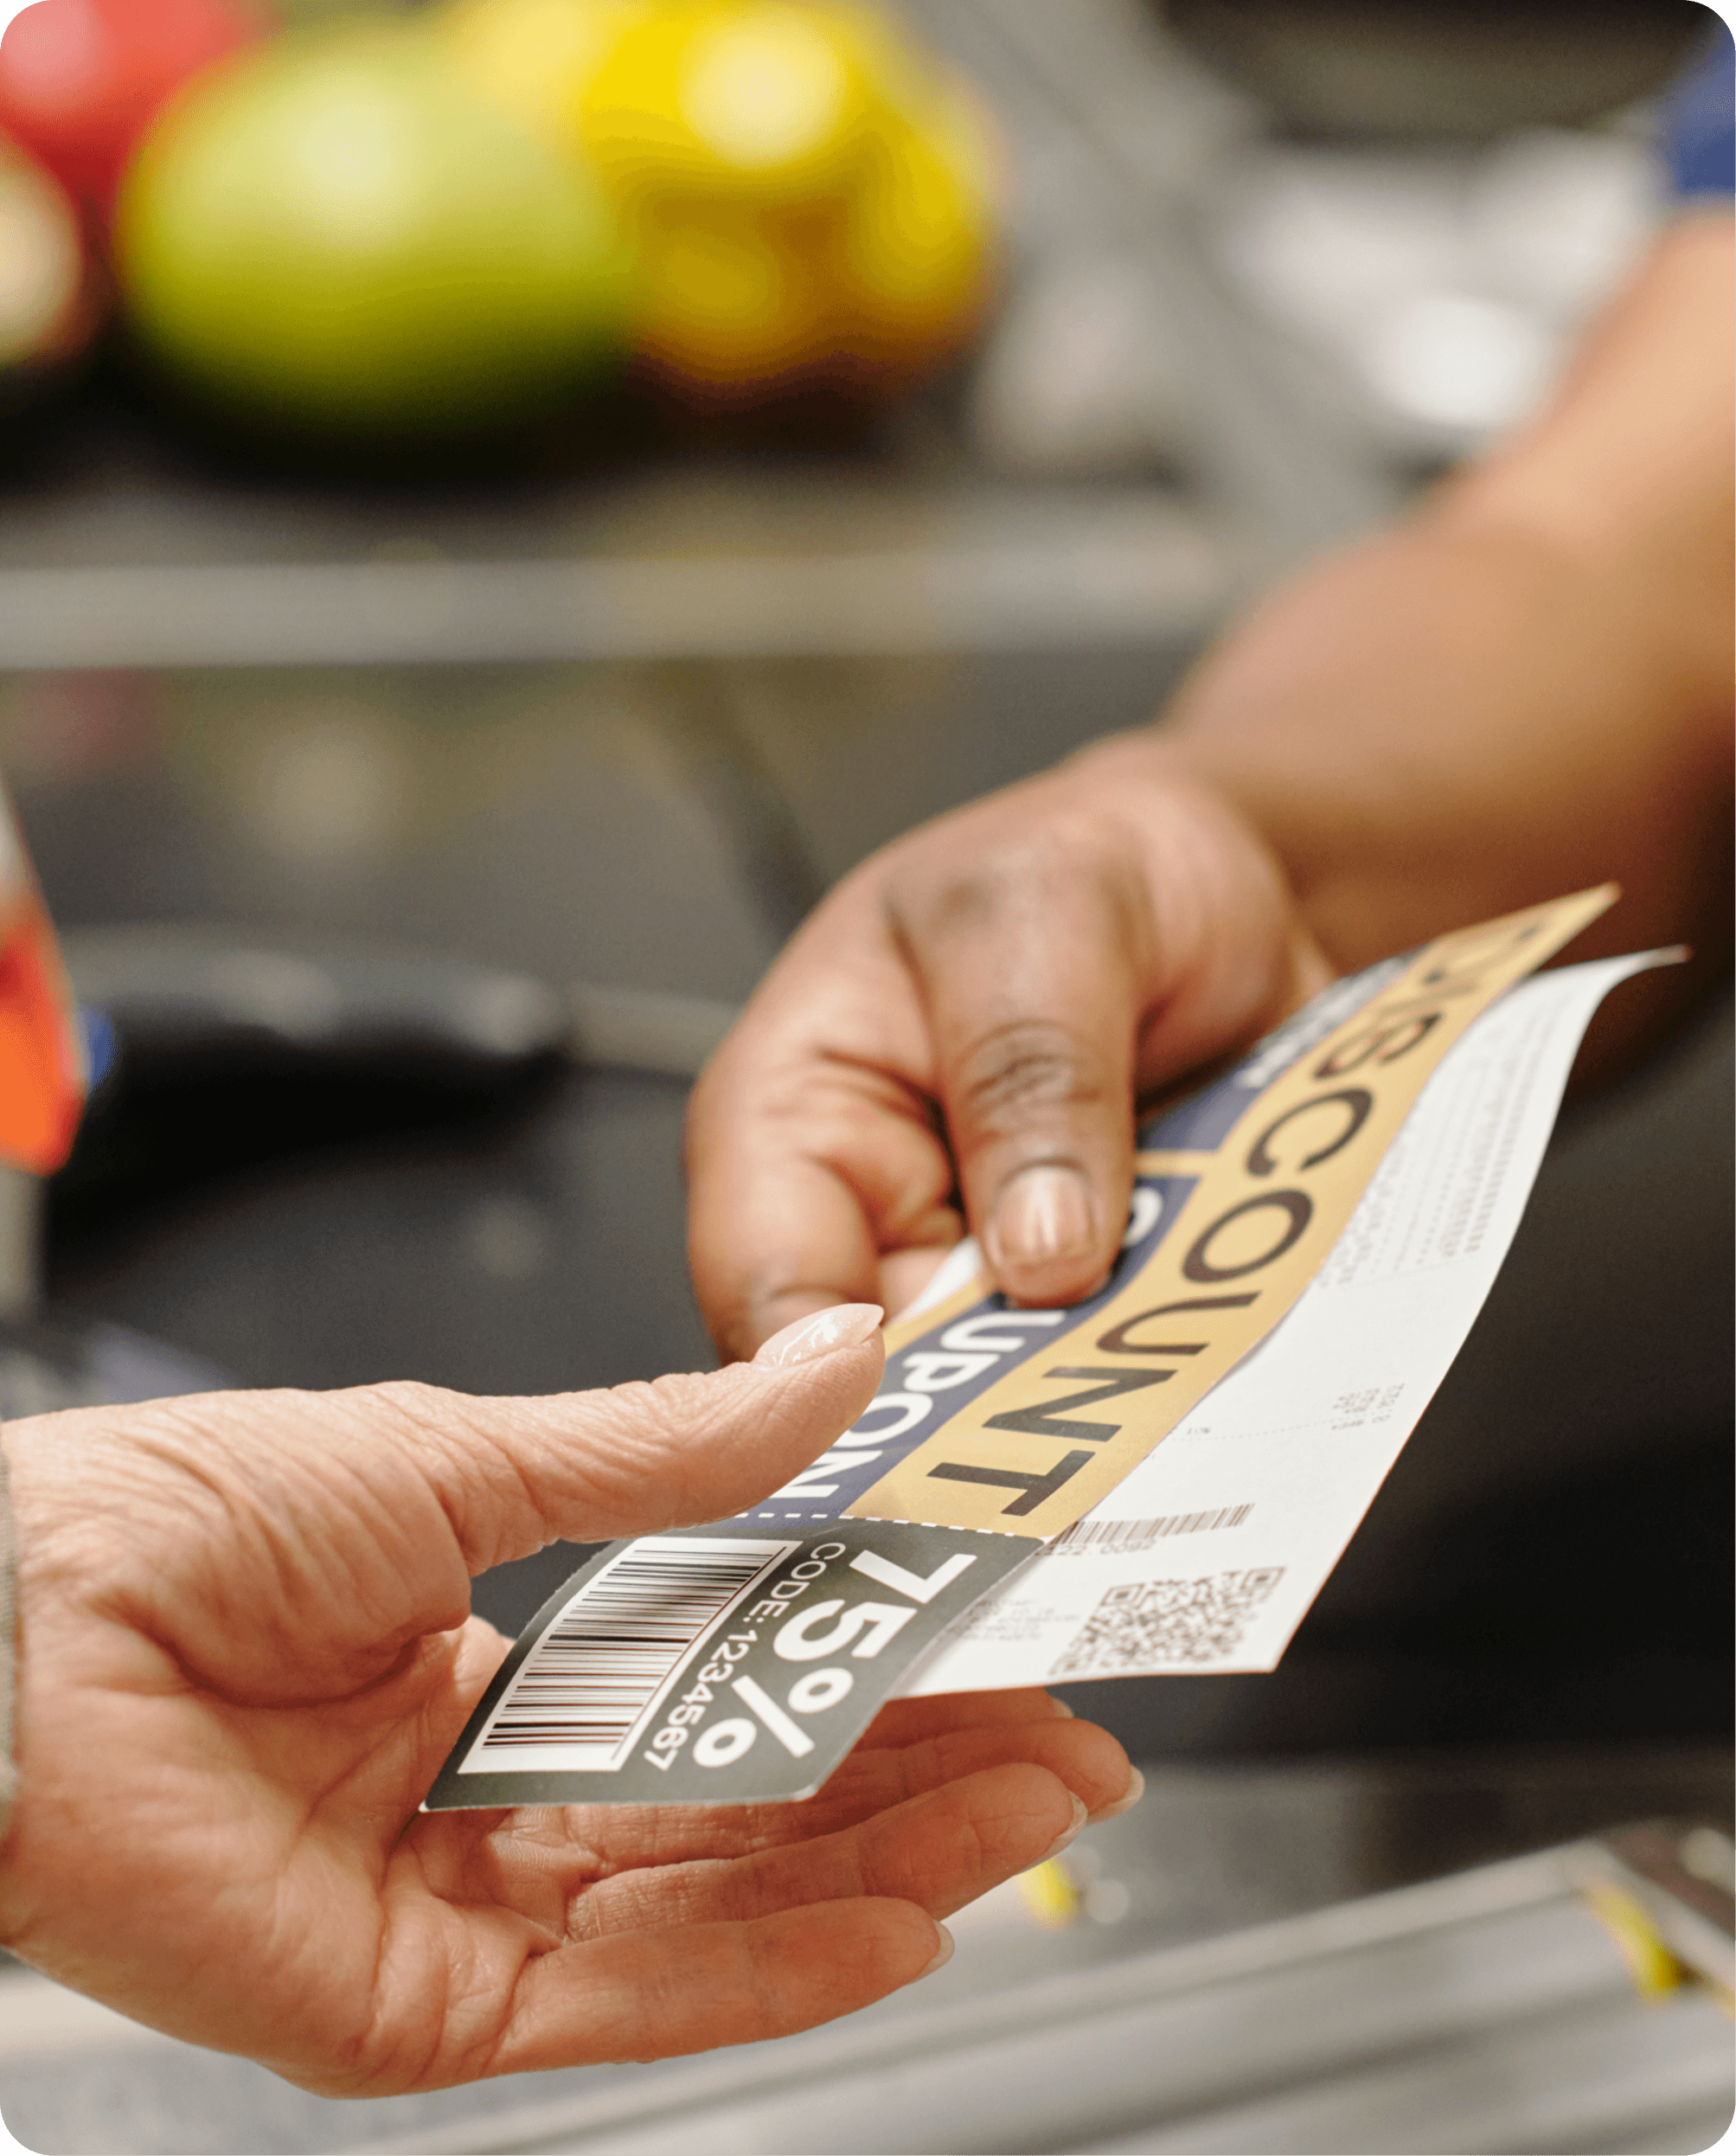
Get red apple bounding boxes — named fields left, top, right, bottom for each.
left=0, top=0, right=266, bottom=210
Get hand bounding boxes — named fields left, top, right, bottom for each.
left=0, top=1311, right=1137, bottom=2095
left=688, top=741, right=1333, bottom=1357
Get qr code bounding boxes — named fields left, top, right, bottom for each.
left=1050, top=1568, right=1284, bottom=1676
left=1331, top=1384, right=1404, bottom=1430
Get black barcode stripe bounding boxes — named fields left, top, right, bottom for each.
left=1052, top=1504, right=1252, bottom=1555
left=473, top=1543, right=785, bottom=1763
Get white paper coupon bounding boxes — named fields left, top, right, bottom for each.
left=426, top=919, right=1658, bottom=1810
left=895, top=950, right=1664, bottom=1694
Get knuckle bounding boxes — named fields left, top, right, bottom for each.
left=359, top=1378, right=454, bottom=1432
left=605, top=1373, right=692, bottom=1447
left=889, top=838, right=1067, bottom=953
left=951, top=1019, right=1111, bottom=1134
left=894, top=857, right=1017, bottom=944
left=976, top=1761, right=1070, bottom=1858
left=608, top=1370, right=749, bottom=1477
left=888, top=806, right=1142, bottom=950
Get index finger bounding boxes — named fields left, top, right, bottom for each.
left=685, top=909, right=958, bottom=1362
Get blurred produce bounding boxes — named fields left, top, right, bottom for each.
left=5, top=0, right=1003, bottom=446
left=0, top=0, right=264, bottom=209
left=441, top=0, right=652, bottom=151
left=270, top=0, right=411, bottom=16
left=0, top=131, right=99, bottom=407
left=580, top=2, right=889, bottom=206
left=112, top=21, right=636, bottom=436
left=828, top=80, right=997, bottom=375
left=441, top=0, right=1003, bottom=401
left=632, top=202, right=834, bottom=385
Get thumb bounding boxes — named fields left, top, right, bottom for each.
left=2, top=1306, right=887, bottom=1710
left=894, top=761, right=1315, bottom=1308
left=390, top=1303, right=887, bottom=1575
left=896, top=831, right=1150, bottom=1309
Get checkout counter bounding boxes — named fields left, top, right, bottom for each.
left=0, top=2, right=1727, bottom=2149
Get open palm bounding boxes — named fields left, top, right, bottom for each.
left=0, top=1322, right=1133, bottom=2095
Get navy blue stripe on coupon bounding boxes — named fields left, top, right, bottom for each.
left=734, top=1173, right=1197, bottom=1524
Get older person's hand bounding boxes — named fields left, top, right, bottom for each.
left=0, top=1308, right=1136, bottom=2095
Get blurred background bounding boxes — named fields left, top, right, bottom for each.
left=0, top=0, right=1730, bottom=2150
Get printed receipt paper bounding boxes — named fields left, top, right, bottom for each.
left=426, top=888, right=1639, bottom=1811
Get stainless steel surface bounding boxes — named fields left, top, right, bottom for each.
left=1081, top=1988, right=1733, bottom=2155
left=1587, top=1824, right=1736, bottom=1994
left=2, top=1763, right=1729, bottom=2156
left=0, top=504, right=1236, bottom=671
left=376, top=1859, right=1709, bottom=2156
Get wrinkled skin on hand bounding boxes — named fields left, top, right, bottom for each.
left=0, top=1336, right=1136, bottom=2095
left=688, top=744, right=1333, bottom=1359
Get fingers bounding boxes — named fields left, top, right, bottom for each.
left=686, top=911, right=958, bottom=1361
left=819, top=1713, right=1134, bottom=1835
left=10, top=1306, right=888, bottom=1677
left=473, top=1748, right=1131, bottom=2079
left=857, top=1687, right=1073, bottom=1749
left=363, top=1308, right=889, bottom=1575
left=519, top=1702, right=1131, bottom=1873
left=565, top=1761, right=1086, bottom=1960
left=685, top=1133, right=888, bottom=1363
left=493, top=1898, right=945, bottom=2076
left=687, top=752, right=1321, bottom=1349
left=406, top=1717, right=1139, bottom=2089
left=887, top=761, right=1328, bottom=1307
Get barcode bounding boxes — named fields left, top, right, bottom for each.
left=459, top=1537, right=795, bottom=1774
left=1051, top=1505, right=1252, bottom=1556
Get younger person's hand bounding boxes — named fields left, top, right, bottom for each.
left=688, top=748, right=1332, bottom=1357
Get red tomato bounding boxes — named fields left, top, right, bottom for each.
left=0, top=0, right=264, bottom=209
